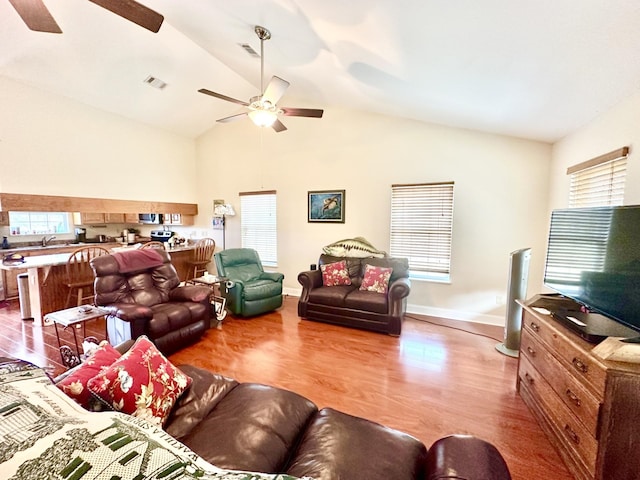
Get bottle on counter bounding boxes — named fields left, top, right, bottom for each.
left=2, top=236, right=9, bottom=249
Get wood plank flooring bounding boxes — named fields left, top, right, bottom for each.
left=0, top=296, right=572, bottom=480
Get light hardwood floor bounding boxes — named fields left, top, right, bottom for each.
left=0, top=296, right=572, bottom=480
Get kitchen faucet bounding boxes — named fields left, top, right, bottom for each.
left=42, top=235, right=56, bottom=247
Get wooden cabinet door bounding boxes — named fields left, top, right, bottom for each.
left=124, top=213, right=139, bottom=224
left=73, top=212, right=105, bottom=224
left=0, top=211, right=8, bottom=226
left=104, top=213, right=125, bottom=223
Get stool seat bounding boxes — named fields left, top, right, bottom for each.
left=186, top=238, right=216, bottom=282
left=64, top=245, right=110, bottom=307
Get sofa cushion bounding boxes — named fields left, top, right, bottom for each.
left=360, top=264, right=393, bottom=293
left=308, top=285, right=355, bottom=307
left=56, top=341, right=121, bottom=410
left=87, top=336, right=192, bottom=426
left=180, top=383, right=318, bottom=473
left=320, top=260, right=352, bottom=286
left=344, top=289, right=388, bottom=313
left=243, top=279, right=283, bottom=300
left=286, top=408, right=428, bottom=480
left=363, top=256, right=410, bottom=281
left=165, top=365, right=239, bottom=440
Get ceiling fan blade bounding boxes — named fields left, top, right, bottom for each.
left=272, top=119, right=287, bottom=133
left=88, top=0, right=164, bottom=33
left=281, top=107, right=324, bottom=118
left=262, top=76, right=290, bottom=105
left=8, top=0, right=62, bottom=33
left=198, top=89, right=250, bottom=107
left=217, top=113, right=248, bottom=123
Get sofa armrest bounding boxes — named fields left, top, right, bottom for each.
left=169, top=285, right=211, bottom=303
left=388, top=277, right=411, bottom=300
left=426, top=435, right=511, bottom=480
left=103, top=303, right=153, bottom=322
left=260, top=271, right=284, bottom=283
left=298, top=270, right=323, bottom=290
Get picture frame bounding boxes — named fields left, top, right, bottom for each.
left=308, top=190, right=346, bottom=223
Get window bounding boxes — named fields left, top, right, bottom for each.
left=568, top=147, right=628, bottom=208
left=9, top=211, right=71, bottom=235
left=390, top=182, right=454, bottom=282
left=240, top=191, right=277, bottom=266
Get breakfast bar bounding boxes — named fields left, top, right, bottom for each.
left=0, top=244, right=197, bottom=326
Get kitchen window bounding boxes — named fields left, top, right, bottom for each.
left=9, top=211, right=71, bottom=235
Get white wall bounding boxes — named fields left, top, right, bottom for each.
left=0, top=76, right=197, bottom=201
left=195, top=108, right=552, bottom=324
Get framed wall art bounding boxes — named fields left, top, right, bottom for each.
left=308, top=190, right=345, bottom=223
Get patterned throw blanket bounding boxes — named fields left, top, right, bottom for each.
left=0, top=359, right=309, bottom=480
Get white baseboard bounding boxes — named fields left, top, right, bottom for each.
left=282, top=287, right=504, bottom=327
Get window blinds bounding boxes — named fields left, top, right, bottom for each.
left=240, top=191, right=277, bottom=266
left=568, top=147, right=628, bottom=208
left=390, top=182, right=454, bottom=279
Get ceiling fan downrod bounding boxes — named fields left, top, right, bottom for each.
left=255, top=25, right=271, bottom=96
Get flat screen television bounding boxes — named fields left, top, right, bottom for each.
left=540, top=205, right=640, bottom=343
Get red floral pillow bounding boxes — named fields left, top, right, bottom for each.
left=87, top=336, right=192, bottom=425
left=359, top=264, right=393, bottom=294
left=56, top=341, right=121, bottom=410
left=321, top=260, right=352, bottom=286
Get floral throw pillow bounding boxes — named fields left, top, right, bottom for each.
left=56, top=341, right=121, bottom=410
left=321, top=260, right=352, bottom=286
left=87, top=336, right=192, bottom=426
left=359, top=264, right=393, bottom=294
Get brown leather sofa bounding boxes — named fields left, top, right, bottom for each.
left=298, top=254, right=411, bottom=335
left=164, top=363, right=512, bottom=480
left=52, top=340, right=512, bottom=480
left=91, top=248, right=212, bottom=354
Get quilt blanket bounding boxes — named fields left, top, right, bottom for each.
left=0, top=359, right=309, bottom=480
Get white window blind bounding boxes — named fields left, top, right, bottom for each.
left=240, top=191, right=277, bottom=266
left=568, top=147, right=628, bottom=208
left=390, top=182, right=454, bottom=281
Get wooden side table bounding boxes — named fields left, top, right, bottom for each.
left=45, top=305, right=109, bottom=368
left=192, top=274, right=228, bottom=328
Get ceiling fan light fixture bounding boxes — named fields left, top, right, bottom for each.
left=248, top=109, right=278, bottom=127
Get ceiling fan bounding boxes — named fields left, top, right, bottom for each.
left=198, top=25, right=324, bottom=133
left=9, top=0, right=164, bottom=34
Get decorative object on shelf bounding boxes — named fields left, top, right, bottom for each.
left=308, top=190, right=345, bottom=223
left=213, top=201, right=236, bottom=250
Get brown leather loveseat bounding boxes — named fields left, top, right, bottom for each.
left=298, top=254, right=411, bottom=335
left=91, top=248, right=211, bottom=354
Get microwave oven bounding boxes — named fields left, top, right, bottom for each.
left=138, top=213, right=163, bottom=224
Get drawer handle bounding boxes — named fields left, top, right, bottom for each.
left=572, top=357, right=588, bottom=374
left=564, top=424, right=580, bottom=445
left=526, top=346, right=536, bottom=357
left=530, top=322, right=540, bottom=332
left=565, top=389, right=582, bottom=407
left=524, top=372, right=534, bottom=385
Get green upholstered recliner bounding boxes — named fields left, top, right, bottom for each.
left=214, top=248, right=284, bottom=317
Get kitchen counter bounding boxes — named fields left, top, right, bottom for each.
left=0, top=243, right=199, bottom=326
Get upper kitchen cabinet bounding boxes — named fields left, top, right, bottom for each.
left=104, top=213, right=125, bottom=223
left=0, top=211, right=8, bottom=226
left=73, top=212, right=105, bottom=224
left=163, top=213, right=194, bottom=226
left=124, top=213, right=139, bottom=224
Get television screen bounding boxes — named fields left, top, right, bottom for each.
left=543, top=205, right=640, bottom=341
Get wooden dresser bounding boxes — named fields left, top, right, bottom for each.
left=517, top=301, right=640, bottom=480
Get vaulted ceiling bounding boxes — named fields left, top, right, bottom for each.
left=2, top=0, right=640, bottom=142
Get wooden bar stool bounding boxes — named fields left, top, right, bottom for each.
left=64, top=245, right=110, bottom=308
left=186, top=238, right=216, bottom=282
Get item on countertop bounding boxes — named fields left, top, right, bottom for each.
left=2, top=236, right=9, bottom=249
left=2, top=253, right=25, bottom=265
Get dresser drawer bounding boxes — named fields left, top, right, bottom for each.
left=523, top=311, right=607, bottom=395
left=521, top=330, right=601, bottom=438
left=519, top=355, right=598, bottom=476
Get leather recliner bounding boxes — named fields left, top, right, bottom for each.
left=91, top=248, right=212, bottom=354
left=214, top=248, right=284, bottom=317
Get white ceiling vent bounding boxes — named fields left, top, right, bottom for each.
left=239, top=43, right=260, bottom=58
left=144, top=75, right=167, bottom=90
